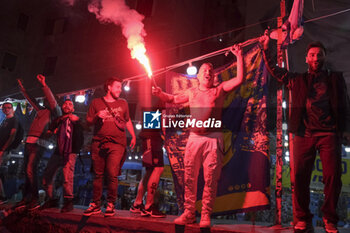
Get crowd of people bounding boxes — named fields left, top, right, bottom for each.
left=0, top=33, right=349, bottom=233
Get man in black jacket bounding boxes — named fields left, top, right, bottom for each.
left=260, top=32, right=350, bottom=233
left=42, top=99, right=84, bottom=213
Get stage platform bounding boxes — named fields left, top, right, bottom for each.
left=0, top=206, right=349, bottom=233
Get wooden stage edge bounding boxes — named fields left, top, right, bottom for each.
left=0, top=207, right=346, bottom=233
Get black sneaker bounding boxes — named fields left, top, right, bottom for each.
left=130, top=203, right=145, bottom=214
left=83, top=202, right=101, bottom=216
left=294, top=221, right=314, bottom=233
left=61, top=198, right=74, bottom=213
left=142, top=205, right=166, bottom=218
left=14, top=199, right=28, bottom=210
left=323, top=218, right=339, bottom=233
left=104, top=202, right=115, bottom=217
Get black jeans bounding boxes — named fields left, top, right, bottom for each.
left=23, top=143, right=45, bottom=201
left=91, top=141, right=125, bottom=206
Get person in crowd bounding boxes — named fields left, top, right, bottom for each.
left=0, top=102, right=21, bottom=204
left=84, top=77, right=136, bottom=217
left=152, top=45, right=244, bottom=228
left=41, top=99, right=84, bottom=212
left=260, top=31, right=350, bottom=233
left=17, top=75, right=61, bottom=210
left=130, top=128, right=165, bottom=218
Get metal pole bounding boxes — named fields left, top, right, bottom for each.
left=274, top=0, right=286, bottom=227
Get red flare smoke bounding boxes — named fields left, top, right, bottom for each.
left=87, top=0, right=152, bottom=77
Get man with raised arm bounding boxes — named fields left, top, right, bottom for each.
left=84, top=77, right=136, bottom=217
left=17, top=74, right=61, bottom=211
left=260, top=31, right=350, bottom=233
left=152, top=45, right=244, bottom=228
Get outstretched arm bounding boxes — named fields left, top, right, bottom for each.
left=152, top=87, right=189, bottom=104
left=17, top=79, right=40, bottom=111
left=221, top=44, right=244, bottom=92
left=259, top=30, right=297, bottom=84
left=38, top=74, right=58, bottom=111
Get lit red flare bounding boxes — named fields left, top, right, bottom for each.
left=130, top=42, right=152, bottom=78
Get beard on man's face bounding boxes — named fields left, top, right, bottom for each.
left=111, top=91, right=120, bottom=99
left=308, top=61, right=324, bottom=72
left=62, top=108, right=73, bottom=114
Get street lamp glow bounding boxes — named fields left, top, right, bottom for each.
left=187, top=63, right=197, bottom=76
left=282, top=100, right=287, bottom=109
left=124, top=80, right=131, bottom=91
left=75, top=95, right=85, bottom=103
left=135, top=122, right=142, bottom=130
left=282, top=123, right=288, bottom=130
